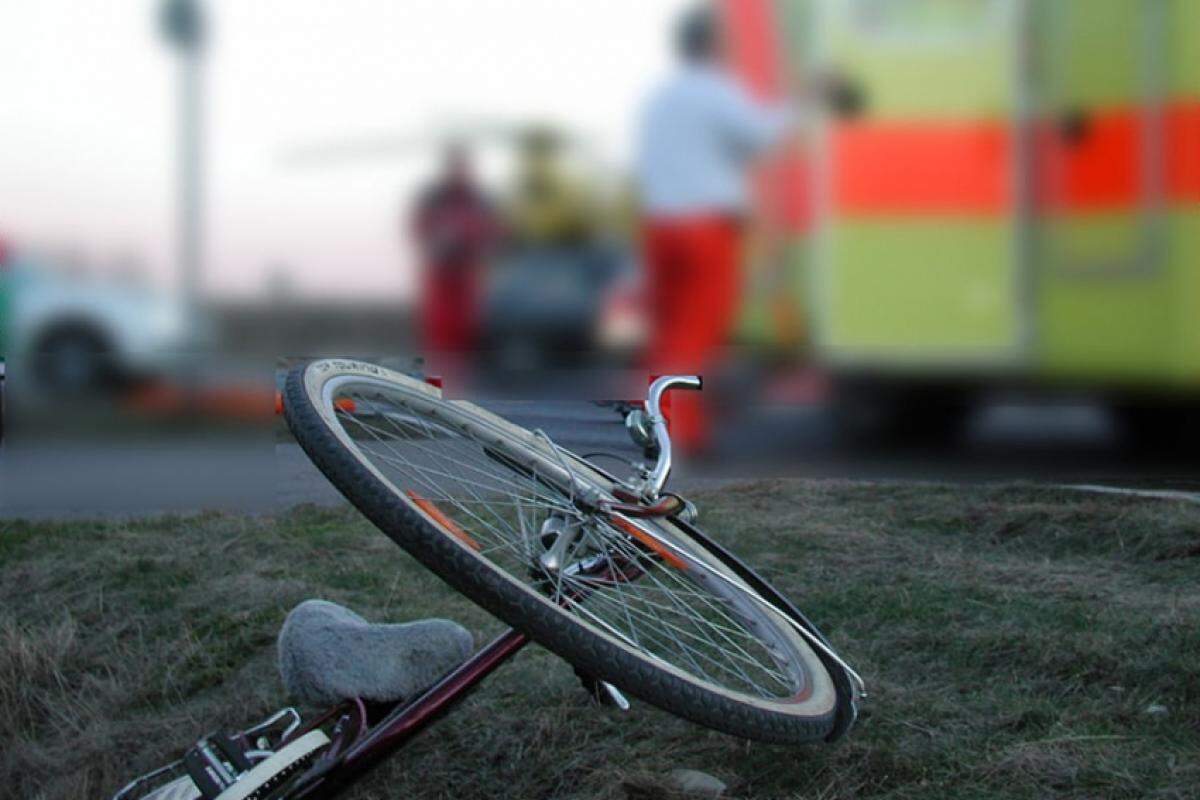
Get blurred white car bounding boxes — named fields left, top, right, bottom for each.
left=2, top=251, right=196, bottom=394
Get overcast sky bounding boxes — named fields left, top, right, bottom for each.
left=0, top=0, right=689, bottom=299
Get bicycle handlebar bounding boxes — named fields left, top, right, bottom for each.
left=643, top=375, right=702, bottom=499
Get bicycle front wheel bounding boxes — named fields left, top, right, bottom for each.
left=283, top=359, right=849, bottom=744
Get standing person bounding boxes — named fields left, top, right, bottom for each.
left=635, top=3, right=804, bottom=453
left=410, top=145, right=499, bottom=363
left=505, top=127, right=595, bottom=248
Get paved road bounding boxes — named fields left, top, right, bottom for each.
left=3, top=400, right=1196, bottom=519
left=281, top=398, right=1196, bottom=511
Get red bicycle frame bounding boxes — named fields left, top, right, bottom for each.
left=290, top=627, right=531, bottom=799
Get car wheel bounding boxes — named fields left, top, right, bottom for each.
left=32, top=327, right=114, bottom=395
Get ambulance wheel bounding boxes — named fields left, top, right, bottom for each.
left=1113, top=403, right=1200, bottom=451
left=833, top=379, right=973, bottom=448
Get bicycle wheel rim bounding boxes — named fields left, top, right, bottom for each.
left=286, top=360, right=838, bottom=731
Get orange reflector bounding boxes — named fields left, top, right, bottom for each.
left=611, top=516, right=687, bottom=570
left=275, top=393, right=353, bottom=416
left=406, top=491, right=480, bottom=551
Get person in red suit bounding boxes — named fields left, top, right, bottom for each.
left=635, top=4, right=804, bottom=453
left=410, top=145, right=499, bottom=361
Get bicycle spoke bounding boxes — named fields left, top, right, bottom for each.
left=325, top=381, right=802, bottom=701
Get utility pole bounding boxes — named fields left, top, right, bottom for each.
left=159, top=0, right=207, bottom=333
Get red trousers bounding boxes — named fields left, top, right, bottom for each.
left=420, top=263, right=478, bottom=357
left=642, top=216, right=743, bottom=452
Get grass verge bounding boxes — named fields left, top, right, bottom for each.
left=1, top=481, right=1197, bottom=799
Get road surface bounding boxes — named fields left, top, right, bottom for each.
left=3, top=399, right=1195, bottom=520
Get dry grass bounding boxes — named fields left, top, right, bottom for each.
left=1, top=482, right=1198, bottom=799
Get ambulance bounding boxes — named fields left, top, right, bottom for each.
left=726, top=0, right=1199, bottom=440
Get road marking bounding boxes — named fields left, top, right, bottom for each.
left=1062, top=484, right=1200, bottom=506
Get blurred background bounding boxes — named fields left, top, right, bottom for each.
left=1, top=0, right=1197, bottom=516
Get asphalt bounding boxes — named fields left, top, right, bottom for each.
left=3, top=399, right=1195, bottom=520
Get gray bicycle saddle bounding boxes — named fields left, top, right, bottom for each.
left=278, top=600, right=474, bottom=706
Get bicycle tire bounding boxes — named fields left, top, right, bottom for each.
left=283, top=359, right=849, bottom=744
